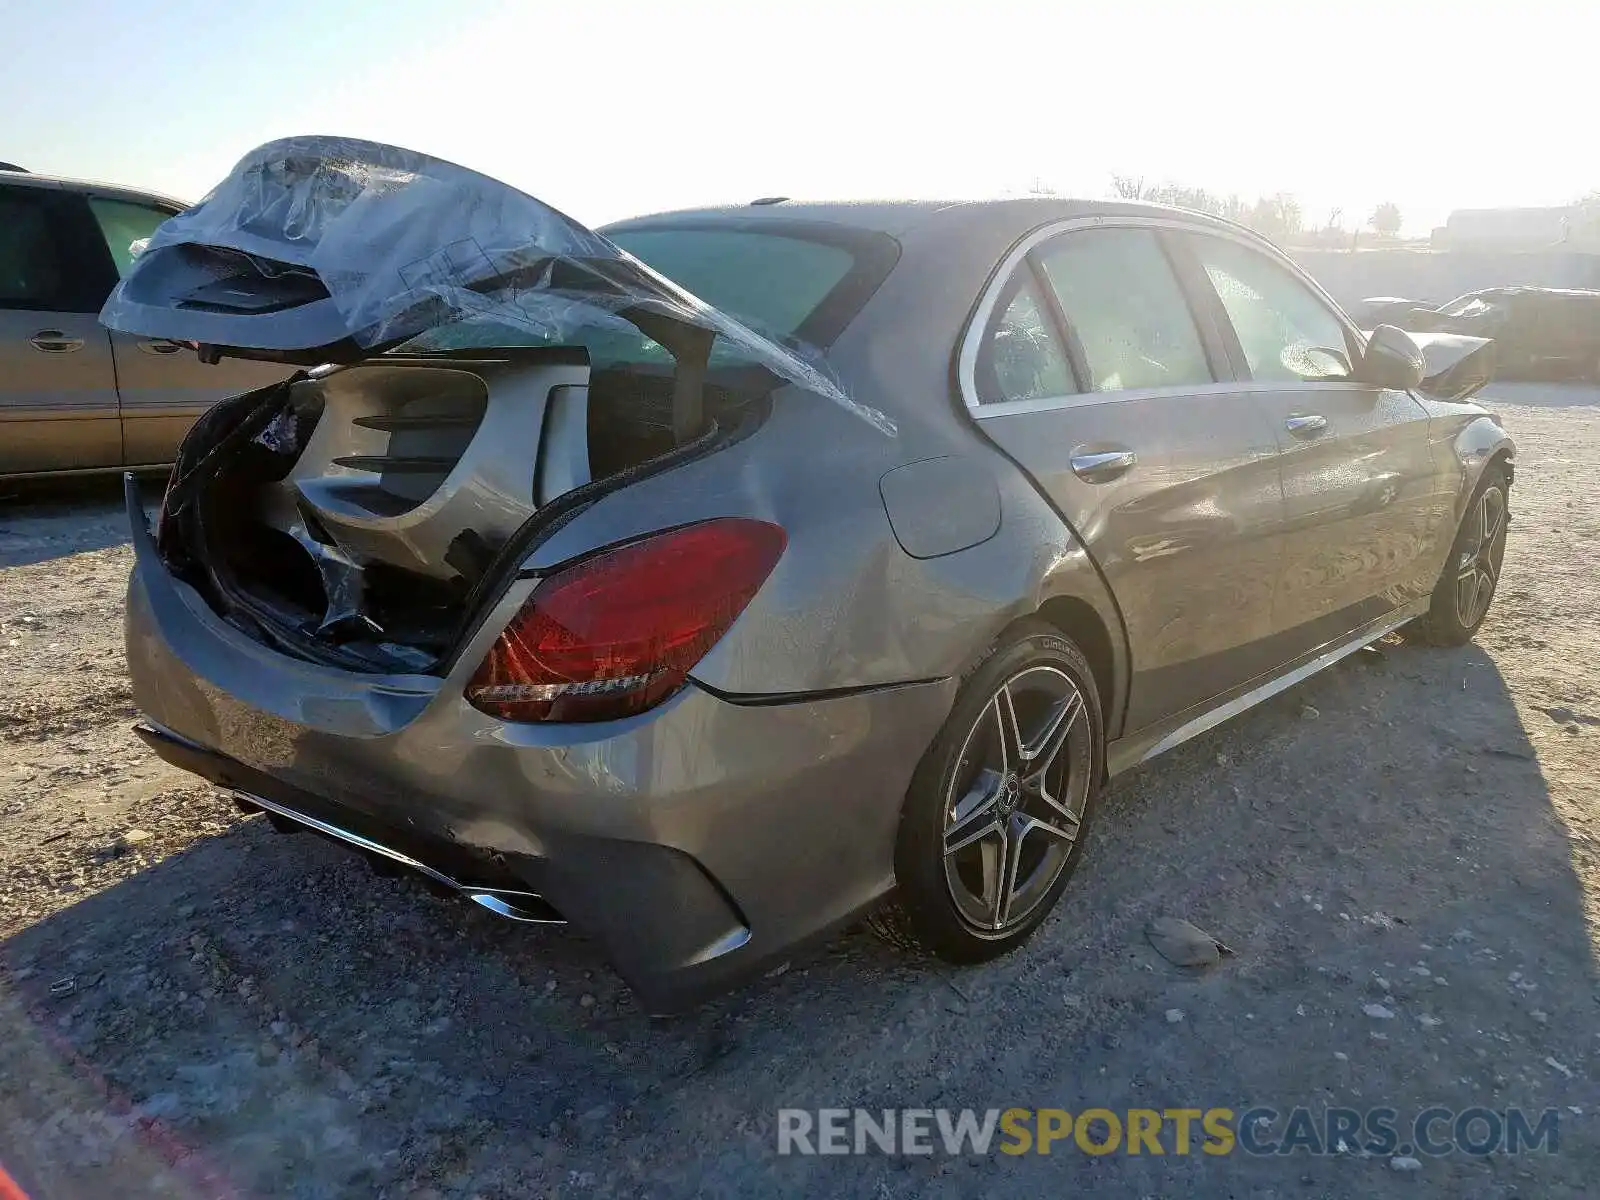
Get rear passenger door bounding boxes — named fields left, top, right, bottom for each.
left=0, top=183, right=122, bottom=473
left=964, top=221, right=1287, bottom=733
left=84, top=195, right=293, bottom=466
left=1179, top=231, right=1446, bottom=656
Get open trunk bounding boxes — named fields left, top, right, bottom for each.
left=157, top=349, right=777, bottom=673
left=102, top=136, right=888, bottom=672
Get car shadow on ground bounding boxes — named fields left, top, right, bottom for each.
left=2, top=638, right=1595, bottom=1197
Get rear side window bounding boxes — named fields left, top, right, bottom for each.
left=1189, top=235, right=1354, bottom=382
left=0, top=188, right=69, bottom=309
left=1036, top=228, right=1213, bottom=392
left=977, top=274, right=1076, bottom=403
left=88, top=197, right=175, bottom=278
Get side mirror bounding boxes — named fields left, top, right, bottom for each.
left=1358, top=324, right=1426, bottom=390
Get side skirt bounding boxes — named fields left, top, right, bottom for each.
left=1105, top=599, right=1429, bottom=776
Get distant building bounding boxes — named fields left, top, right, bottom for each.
left=1437, top=205, right=1590, bottom=250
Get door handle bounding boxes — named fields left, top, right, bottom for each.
left=28, top=330, right=85, bottom=354
left=138, top=339, right=184, bottom=355
left=1285, top=413, right=1328, bottom=437
left=1070, top=448, right=1137, bottom=483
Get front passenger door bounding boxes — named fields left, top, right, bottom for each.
left=1182, top=232, right=1447, bottom=656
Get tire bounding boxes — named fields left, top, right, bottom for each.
left=869, top=619, right=1104, bottom=963
left=1407, top=462, right=1510, bottom=647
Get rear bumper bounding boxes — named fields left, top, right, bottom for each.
left=133, top=720, right=566, bottom=921
left=123, top=478, right=954, bottom=1011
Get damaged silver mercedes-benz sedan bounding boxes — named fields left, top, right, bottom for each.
left=110, top=137, right=1514, bottom=1011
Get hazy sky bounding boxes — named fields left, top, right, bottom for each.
left=3, top=0, right=1595, bottom=235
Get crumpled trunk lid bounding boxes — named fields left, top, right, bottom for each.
left=104, top=136, right=895, bottom=675
left=99, top=134, right=890, bottom=434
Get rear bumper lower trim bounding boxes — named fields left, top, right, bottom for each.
left=132, top=720, right=564, bottom=924
left=237, top=785, right=458, bottom=890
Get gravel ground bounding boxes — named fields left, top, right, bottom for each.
left=1, top=383, right=1597, bottom=1199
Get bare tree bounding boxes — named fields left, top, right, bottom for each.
left=1568, top=192, right=1600, bottom=244
left=1145, top=183, right=1223, bottom=214
left=1369, top=202, right=1402, bottom=236
left=1247, top=193, right=1303, bottom=243
left=1105, top=176, right=1297, bottom=237
left=1111, top=180, right=1246, bottom=223
left=1111, top=174, right=1147, bottom=200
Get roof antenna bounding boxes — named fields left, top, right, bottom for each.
left=749, top=196, right=788, bottom=206
left=0, top=162, right=28, bottom=173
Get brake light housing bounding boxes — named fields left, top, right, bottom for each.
left=466, top=518, right=787, bottom=723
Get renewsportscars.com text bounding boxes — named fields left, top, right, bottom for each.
left=776, top=1106, right=1561, bottom=1157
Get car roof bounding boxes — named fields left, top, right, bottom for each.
left=605, top=195, right=1263, bottom=246
left=0, top=166, right=187, bottom=210
left=606, top=198, right=1312, bottom=433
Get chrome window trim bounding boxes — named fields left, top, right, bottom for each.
left=958, top=213, right=1369, bottom=418
left=970, top=379, right=1378, bottom=420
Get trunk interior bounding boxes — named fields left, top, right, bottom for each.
left=159, top=347, right=766, bottom=674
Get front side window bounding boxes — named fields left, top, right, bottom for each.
left=1036, top=228, right=1213, bottom=392
left=977, top=274, right=1076, bottom=403
left=1190, top=235, right=1354, bottom=382
left=0, top=188, right=68, bottom=309
left=88, top=197, right=175, bottom=278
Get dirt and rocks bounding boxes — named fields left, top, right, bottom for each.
left=1, top=384, right=1597, bottom=1198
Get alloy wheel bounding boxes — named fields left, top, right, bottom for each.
left=1455, top=484, right=1507, bottom=629
left=942, top=665, right=1092, bottom=935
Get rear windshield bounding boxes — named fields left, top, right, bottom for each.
left=403, top=222, right=894, bottom=371
left=609, top=227, right=855, bottom=341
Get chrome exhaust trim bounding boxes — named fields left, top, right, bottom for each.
left=465, top=891, right=565, bottom=924
left=234, top=790, right=565, bottom=924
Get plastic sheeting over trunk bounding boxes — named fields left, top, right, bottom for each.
left=99, top=135, right=893, bottom=434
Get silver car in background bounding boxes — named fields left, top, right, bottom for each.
left=111, top=138, right=1512, bottom=1011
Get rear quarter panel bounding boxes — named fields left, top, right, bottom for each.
left=515, top=383, right=1126, bottom=725
left=515, top=210, right=1129, bottom=726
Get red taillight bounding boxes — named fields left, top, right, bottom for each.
left=466, top=518, right=787, bottom=723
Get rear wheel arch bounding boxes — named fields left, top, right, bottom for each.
left=871, top=616, right=1105, bottom=960
left=1035, top=594, right=1120, bottom=743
